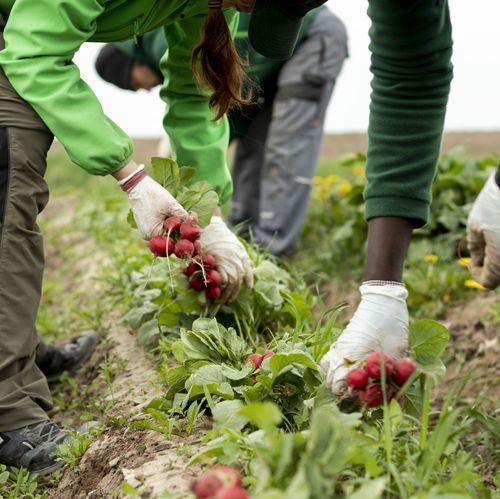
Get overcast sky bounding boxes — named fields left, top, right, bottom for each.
left=74, top=0, right=500, bottom=137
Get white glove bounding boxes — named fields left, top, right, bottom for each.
left=199, top=216, right=253, bottom=303
left=320, top=283, right=409, bottom=395
left=466, top=173, right=500, bottom=289
left=119, top=165, right=190, bottom=240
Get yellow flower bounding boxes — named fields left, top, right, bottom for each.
left=326, top=174, right=340, bottom=184
left=339, top=182, right=352, bottom=196
left=464, top=279, right=485, bottom=290
left=313, top=176, right=325, bottom=186
left=442, top=294, right=450, bottom=302
left=424, top=254, right=438, bottom=264
left=354, top=165, right=365, bottom=177
left=458, top=257, right=471, bottom=267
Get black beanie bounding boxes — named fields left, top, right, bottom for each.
left=95, top=44, right=135, bottom=91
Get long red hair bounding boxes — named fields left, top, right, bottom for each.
left=192, top=2, right=251, bottom=121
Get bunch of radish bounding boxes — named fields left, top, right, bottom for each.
left=148, top=216, right=221, bottom=300
left=346, top=352, right=417, bottom=407
left=192, top=466, right=248, bottom=499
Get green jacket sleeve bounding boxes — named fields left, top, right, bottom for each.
left=160, top=9, right=237, bottom=205
left=364, top=0, right=453, bottom=226
left=0, top=0, right=133, bottom=175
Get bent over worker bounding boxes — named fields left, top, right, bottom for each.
left=0, top=0, right=324, bottom=474
left=95, top=7, right=348, bottom=255
left=319, top=0, right=500, bottom=393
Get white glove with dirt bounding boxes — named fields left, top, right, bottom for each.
left=466, top=173, right=500, bottom=289
left=119, top=165, right=190, bottom=240
left=320, top=282, right=409, bottom=395
left=199, top=216, right=253, bottom=303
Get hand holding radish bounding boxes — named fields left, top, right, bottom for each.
left=199, top=216, right=253, bottom=303
left=320, top=283, right=409, bottom=395
left=119, top=165, right=191, bottom=240
left=467, top=173, right=500, bottom=289
left=346, top=352, right=417, bottom=407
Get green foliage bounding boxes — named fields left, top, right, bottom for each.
left=296, top=150, right=500, bottom=317
left=146, top=157, right=218, bottom=226
left=54, top=431, right=96, bottom=470
left=38, top=149, right=498, bottom=498
left=118, top=244, right=314, bottom=348
left=0, top=465, right=45, bottom=499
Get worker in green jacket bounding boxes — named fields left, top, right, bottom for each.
left=0, top=0, right=327, bottom=475
left=95, top=7, right=348, bottom=255
left=320, top=0, right=500, bottom=394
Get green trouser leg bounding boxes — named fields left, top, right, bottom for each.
left=0, top=21, right=54, bottom=432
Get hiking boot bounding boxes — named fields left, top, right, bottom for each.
left=0, top=420, right=70, bottom=476
left=37, top=330, right=99, bottom=378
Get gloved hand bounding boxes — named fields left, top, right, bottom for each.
left=199, top=216, right=253, bottom=303
left=466, top=173, right=500, bottom=289
left=320, top=282, right=409, bottom=395
left=119, top=165, right=190, bottom=240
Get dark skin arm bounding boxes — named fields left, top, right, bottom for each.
left=364, top=217, right=413, bottom=282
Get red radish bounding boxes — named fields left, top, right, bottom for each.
left=175, top=239, right=194, bottom=258
left=203, top=254, right=216, bottom=270
left=245, top=353, right=264, bottom=370
left=216, top=486, right=248, bottom=499
left=365, top=352, right=394, bottom=379
left=149, top=236, right=168, bottom=257
left=180, top=221, right=201, bottom=242
left=359, top=384, right=384, bottom=407
left=206, top=269, right=221, bottom=288
left=212, top=467, right=242, bottom=487
left=206, top=287, right=221, bottom=300
left=192, top=474, right=223, bottom=498
left=346, top=369, right=369, bottom=390
left=193, top=240, right=202, bottom=256
left=183, top=262, right=199, bottom=277
left=251, top=375, right=257, bottom=383
left=164, top=216, right=182, bottom=232
left=189, top=277, right=206, bottom=292
left=393, top=357, right=417, bottom=385
left=263, top=350, right=275, bottom=359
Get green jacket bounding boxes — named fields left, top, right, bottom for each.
left=0, top=0, right=237, bottom=203
left=115, top=9, right=321, bottom=138
left=117, top=9, right=321, bottom=94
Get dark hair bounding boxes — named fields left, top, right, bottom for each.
left=192, top=3, right=251, bottom=121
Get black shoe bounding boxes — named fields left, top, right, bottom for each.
left=0, top=421, right=70, bottom=476
left=37, top=331, right=99, bottom=378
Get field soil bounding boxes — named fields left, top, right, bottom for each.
left=41, top=197, right=204, bottom=499
left=49, top=131, right=500, bottom=165
left=38, top=139, right=499, bottom=497
left=126, top=131, right=500, bottom=164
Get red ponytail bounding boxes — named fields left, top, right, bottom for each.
left=192, top=2, right=251, bottom=121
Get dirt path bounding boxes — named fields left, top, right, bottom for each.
left=41, top=197, right=203, bottom=498
left=433, top=295, right=499, bottom=410
left=50, top=321, right=202, bottom=498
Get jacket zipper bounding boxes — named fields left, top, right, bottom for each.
left=133, top=18, right=140, bottom=46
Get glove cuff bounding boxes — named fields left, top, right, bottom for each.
left=118, top=164, right=147, bottom=193
left=360, top=281, right=408, bottom=301
left=363, top=279, right=404, bottom=287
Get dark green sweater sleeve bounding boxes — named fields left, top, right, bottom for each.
left=365, top=0, right=453, bottom=226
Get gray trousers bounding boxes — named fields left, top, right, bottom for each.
left=229, top=9, right=348, bottom=255
left=0, top=18, right=54, bottom=431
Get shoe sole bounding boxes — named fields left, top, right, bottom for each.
left=6, top=459, right=65, bottom=478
